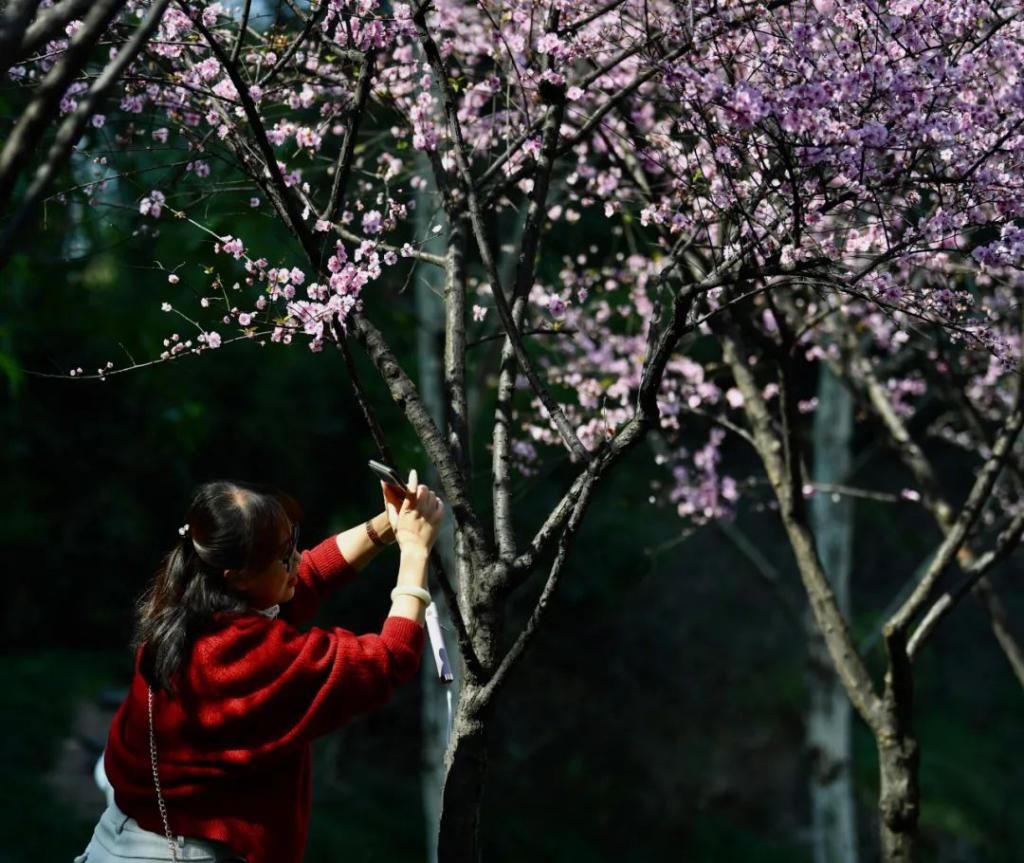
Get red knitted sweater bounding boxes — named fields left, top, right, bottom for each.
left=103, top=534, right=425, bottom=863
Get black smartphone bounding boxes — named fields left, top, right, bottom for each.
left=369, top=459, right=407, bottom=490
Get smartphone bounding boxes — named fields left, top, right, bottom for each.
left=369, top=459, right=407, bottom=490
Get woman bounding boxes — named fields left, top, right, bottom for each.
left=75, top=471, right=444, bottom=863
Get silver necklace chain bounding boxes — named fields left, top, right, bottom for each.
left=147, top=685, right=180, bottom=863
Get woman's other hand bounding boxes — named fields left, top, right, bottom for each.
left=383, top=468, right=444, bottom=554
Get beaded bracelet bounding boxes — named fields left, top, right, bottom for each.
left=365, top=518, right=388, bottom=548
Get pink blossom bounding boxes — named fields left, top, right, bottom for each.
left=195, top=58, right=220, bottom=81
left=362, top=210, right=383, bottom=234
left=220, top=235, right=244, bottom=258
left=139, top=191, right=165, bottom=218
left=536, top=33, right=564, bottom=56
left=201, top=3, right=223, bottom=27
left=295, top=126, right=322, bottom=150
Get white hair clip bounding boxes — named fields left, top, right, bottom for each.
left=178, top=523, right=190, bottom=537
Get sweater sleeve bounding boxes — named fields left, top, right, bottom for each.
left=279, top=534, right=355, bottom=627
left=186, top=614, right=425, bottom=755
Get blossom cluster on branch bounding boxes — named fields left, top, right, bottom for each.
left=9, top=0, right=1024, bottom=525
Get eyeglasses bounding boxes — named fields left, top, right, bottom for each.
left=280, top=523, right=299, bottom=566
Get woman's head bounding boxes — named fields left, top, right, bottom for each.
left=183, top=480, right=303, bottom=607
left=135, top=480, right=303, bottom=693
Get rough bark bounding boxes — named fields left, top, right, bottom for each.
left=876, top=731, right=920, bottom=863
left=877, top=628, right=920, bottom=863
left=437, top=682, right=494, bottom=863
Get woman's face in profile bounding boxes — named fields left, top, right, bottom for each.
left=230, top=520, right=299, bottom=609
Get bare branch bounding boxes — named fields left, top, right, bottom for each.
left=834, top=330, right=1024, bottom=679
left=322, top=51, right=376, bottom=229
left=0, top=0, right=172, bottom=272
left=0, top=0, right=43, bottom=74
left=478, top=467, right=596, bottom=706
left=14, top=0, right=93, bottom=67
left=493, top=6, right=567, bottom=561
left=721, top=327, right=883, bottom=731
left=349, top=313, right=494, bottom=568
left=442, top=216, right=471, bottom=523
left=907, top=507, right=1024, bottom=658
left=885, top=376, right=1024, bottom=634
left=0, top=0, right=128, bottom=217
left=230, top=0, right=251, bottom=64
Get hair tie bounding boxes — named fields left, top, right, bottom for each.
left=178, top=523, right=190, bottom=537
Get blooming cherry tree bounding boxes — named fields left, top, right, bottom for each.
left=6, top=1, right=1024, bottom=859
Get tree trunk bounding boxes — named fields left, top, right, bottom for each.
left=414, top=154, right=460, bottom=863
left=437, top=681, right=494, bottom=863
left=807, top=364, right=859, bottom=863
left=437, top=595, right=503, bottom=863
left=876, top=731, right=920, bottom=863
left=429, top=198, right=526, bottom=861
left=877, top=624, right=920, bottom=863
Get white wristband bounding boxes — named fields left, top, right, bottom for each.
left=391, top=585, right=432, bottom=606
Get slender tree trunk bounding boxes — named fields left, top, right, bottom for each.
left=414, top=154, right=461, bottom=863
left=807, top=365, right=859, bottom=863
left=876, top=732, right=919, bottom=863
left=438, top=605, right=502, bottom=863
left=429, top=194, right=529, bottom=862
left=876, top=625, right=920, bottom=863
left=437, top=681, right=492, bottom=863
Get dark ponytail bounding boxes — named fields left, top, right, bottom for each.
left=133, top=480, right=302, bottom=693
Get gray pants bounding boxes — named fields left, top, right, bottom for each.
left=74, top=799, right=245, bottom=862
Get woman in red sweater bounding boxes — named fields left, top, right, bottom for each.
left=75, top=472, right=443, bottom=863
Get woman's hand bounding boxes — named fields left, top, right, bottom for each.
left=382, top=468, right=444, bottom=554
